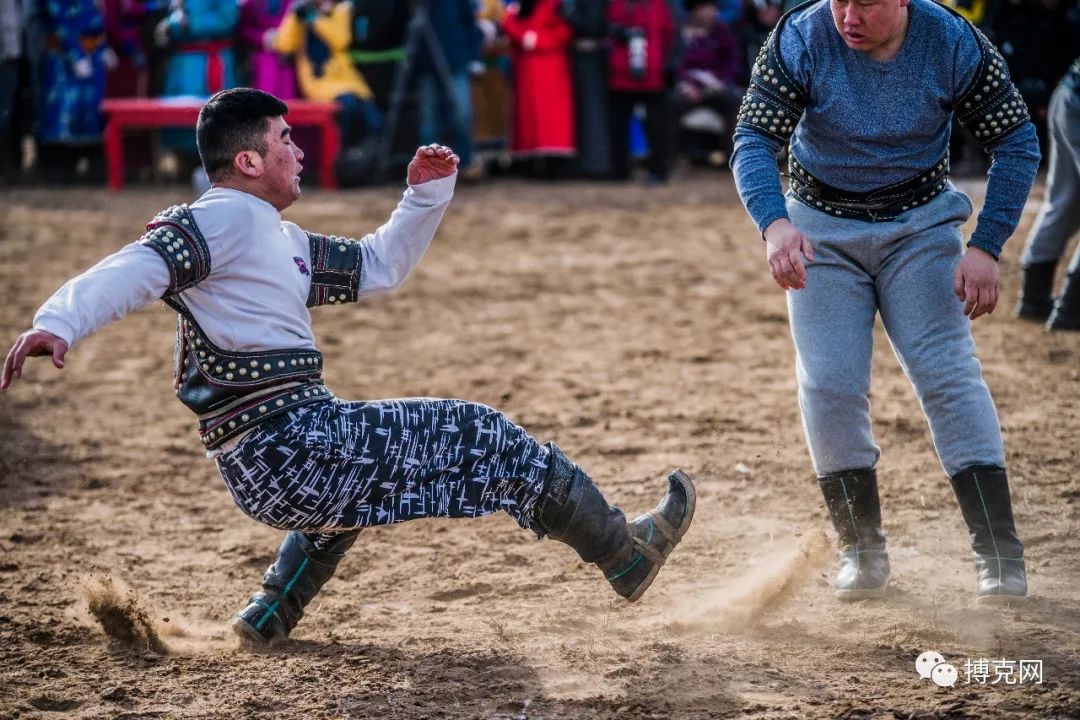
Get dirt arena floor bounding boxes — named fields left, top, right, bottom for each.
left=1, top=171, right=1079, bottom=719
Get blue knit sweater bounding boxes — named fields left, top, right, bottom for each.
left=731, top=0, right=1040, bottom=258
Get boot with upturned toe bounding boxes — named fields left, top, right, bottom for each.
left=818, top=468, right=891, bottom=600
left=534, top=443, right=696, bottom=602
left=233, top=529, right=361, bottom=646
left=950, top=466, right=1027, bottom=604
left=1017, top=261, right=1057, bottom=321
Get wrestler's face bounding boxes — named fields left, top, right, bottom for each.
left=830, top=0, right=910, bottom=57
left=258, top=115, right=305, bottom=210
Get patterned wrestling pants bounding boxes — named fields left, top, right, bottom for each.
left=215, top=398, right=551, bottom=534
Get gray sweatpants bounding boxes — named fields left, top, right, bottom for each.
left=1020, top=82, right=1080, bottom=272
left=786, top=188, right=1005, bottom=478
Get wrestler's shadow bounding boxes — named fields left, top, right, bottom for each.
left=256, top=637, right=751, bottom=717
left=0, top=413, right=79, bottom=509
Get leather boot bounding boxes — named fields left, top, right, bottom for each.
left=534, top=443, right=696, bottom=602
left=949, top=465, right=1027, bottom=604
left=233, top=529, right=362, bottom=645
left=1047, top=270, right=1080, bottom=331
left=818, top=468, right=891, bottom=600
left=1016, top=261, right=1057, bottom=321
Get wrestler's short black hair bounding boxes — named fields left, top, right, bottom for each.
left=196, top=88, right=289, bottom=182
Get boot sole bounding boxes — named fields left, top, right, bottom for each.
left=231, top=616, right=278, bottom=648
left=836, top=573, right=891, bottom=601
left=975, top=593, right=1027, bottom=607
left=836, top=585, right=889, bottom=601
left=626, top=469, right=697, bottom=603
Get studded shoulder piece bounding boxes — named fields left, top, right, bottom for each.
left=138, top=205, right=212, bottom=295
left=736, top=10, right=810, bottom=144
left=954, top=23, right=1030, bottom=147
left=306, top=232, right=364, bottom=308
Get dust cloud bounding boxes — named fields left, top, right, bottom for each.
left=659, top=529, right=831, bottom=632
left=79, top=574, right=170, bottom=654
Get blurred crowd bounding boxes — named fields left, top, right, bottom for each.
left=0, top=0, right=1077, bottom=187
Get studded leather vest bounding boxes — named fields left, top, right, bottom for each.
left=138, top=204, right=364, bottom=449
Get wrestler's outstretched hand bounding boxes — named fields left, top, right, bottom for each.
left=1, top=329, right=68, bottom=390
left=954, top=245, right=999, bottom=320
left=763, top=218, right=814, bottom=290
left=407, top=144, right=460, bottom=185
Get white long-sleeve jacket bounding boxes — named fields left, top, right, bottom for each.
left=33, top=174, right=456, bottom=353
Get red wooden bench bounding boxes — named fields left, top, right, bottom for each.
left=100, top=98, right=340, bottom=190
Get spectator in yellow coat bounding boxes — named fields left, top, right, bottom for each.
left=273, top=0, right=382, bottom=147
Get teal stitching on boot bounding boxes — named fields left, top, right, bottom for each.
left=255, top=557, right=310, bottom=631
left=253, top=598, right=276, bottom=614
left=253, top=604, right=278, bottom=631
left=607, top=519, right=654, bottom=581
left=607, top=554, right=642, bottom=581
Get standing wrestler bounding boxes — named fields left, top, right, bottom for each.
left=1016, top=57, right=1080, bottom=331
left=2, top=87, right=695, bottom=645
left=731, top=0, right=1039, bottom=603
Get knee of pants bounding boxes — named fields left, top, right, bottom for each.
left=435, top=398, right=502, bottom=427
left=464, top=400, right=507, bottom=426
left=905, top=356, right=985, bottom=409
left=224, top=482, right=307, bottom=532
left=798, top=368, right=871, bottom=411
left=454, top=400, right=540, bottom=453
left=799, top=388, right=872, bottom=431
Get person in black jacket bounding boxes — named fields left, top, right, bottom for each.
left=564, top=0, right=613, bottom=177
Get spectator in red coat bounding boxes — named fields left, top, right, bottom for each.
left=503, top=0, right=576, bottom=178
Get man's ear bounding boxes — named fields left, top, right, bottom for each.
left=233, top=150, right=264, bottom=179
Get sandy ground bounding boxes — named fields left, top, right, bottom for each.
left=1, top=171, right=1078, bottom=720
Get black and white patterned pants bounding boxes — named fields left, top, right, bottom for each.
left=215, top=398, right=551, bottom=534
